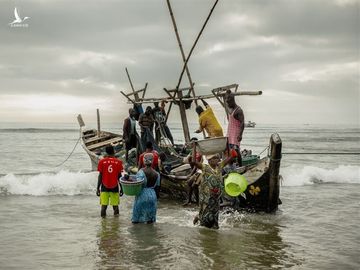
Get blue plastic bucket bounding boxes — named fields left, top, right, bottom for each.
left=224, top=173, right=248, bottom=197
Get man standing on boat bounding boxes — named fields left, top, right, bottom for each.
left=225, top=91, right=245, bottom=166
left=96, top=145, right=124, bottom=218
left=139, top=106, right=155, bottom=143
left=123, top=108, right=139, bottom=162
left=195, top=99, right=223, bottom=138
left=152, top=100, right=174, bottom=145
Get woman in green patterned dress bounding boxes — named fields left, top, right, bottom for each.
left=190, top=151, right=235, bottom=229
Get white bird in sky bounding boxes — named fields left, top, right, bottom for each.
left=9, top=7, right=30, bottom=25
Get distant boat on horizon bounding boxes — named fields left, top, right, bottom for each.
left=245, top=121, right=256, bottom=128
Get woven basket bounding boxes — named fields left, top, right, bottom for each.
left=120, top=177, right=144, bottom=196
left=196, top=137, right=228, bottom=155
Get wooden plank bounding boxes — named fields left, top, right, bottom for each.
left=126, top=88, right=146, bottom=97
left=87, top=137, right=123, bottom=151
left=212, top=83, right=238, bottom=92
left=141, top=83, right=148, bottom=99
left=83, top=131, right=96, bottom=139
left=125, top=67, right=138, bottom=101
left=130, top=90, right=262, bottom=104
left=120, top=91, right=135, bottom=104
left=165, top=86, right=193, bottom=93
left=84, top=135, right=112, bottom=144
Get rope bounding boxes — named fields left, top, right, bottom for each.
left=257, top=146, right=269, bottom=156
left=282, top=152, right=360, bottom=155
left=54, top=135, right=81, bottom=167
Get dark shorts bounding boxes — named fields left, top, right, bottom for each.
left=229, top=144, right=240, bottom=151
left=126, top=135, right=137, bottom=150
left=187, top=173, right=202, bottom=187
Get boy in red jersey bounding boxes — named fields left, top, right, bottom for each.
left=96, top=145, right=124, bottom=217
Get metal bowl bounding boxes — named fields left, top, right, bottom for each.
left=195, top=137, right=228, bottom=155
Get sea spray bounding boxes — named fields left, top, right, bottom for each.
left=281, top=165, right=360, bottom=186
left=0, top=170, right=97, bottom=196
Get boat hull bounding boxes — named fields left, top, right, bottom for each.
left=79, top=127, right=282, bottom=213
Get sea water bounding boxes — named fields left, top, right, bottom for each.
left=0, top=122, right=359, bottom=269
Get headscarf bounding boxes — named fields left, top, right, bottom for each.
left=143, top=153, right=154, bottom=166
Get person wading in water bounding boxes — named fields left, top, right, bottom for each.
left=96, top=146, right=124, bottom=217
left=190, top=149, right=236, bottom=229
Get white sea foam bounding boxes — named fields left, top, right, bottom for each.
left=0, top=165, right=359, bottom=196
left=0, top=170, right=97, bottom=196
left=281, top=165, right=360, bottom=186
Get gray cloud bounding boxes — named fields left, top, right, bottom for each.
left=0, top=0, right=358, bottom=125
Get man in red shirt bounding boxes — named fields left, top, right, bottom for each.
left=138, top=141, right=159, bottom=170
left=96, top=145, right=124, bottom=217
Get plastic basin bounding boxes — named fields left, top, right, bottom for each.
left=120, top=177, right=144, bottom=196
left=196, top=137, right=227, bottom=155
left=224, top=172, right=248, bottom=197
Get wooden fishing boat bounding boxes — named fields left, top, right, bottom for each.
left=163, top=135, right=281, bottom=213
left=77, top=109, right=282, bottom=213
left=77, top=113, right=124, bottom=171
left=77, top=0, right=282, bottom=213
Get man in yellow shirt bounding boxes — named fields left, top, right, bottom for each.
left=195, top=99, right=223, bottom=137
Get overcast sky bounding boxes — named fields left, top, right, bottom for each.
left=0, top=0, right=359, bottom=126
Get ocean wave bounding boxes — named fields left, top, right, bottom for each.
left=1, top=165, right=359, bottom=196
left=0, top=128, right=79, bottom=133
left=0, top=170, right=97, bottom=196
left=281, top=165, right=360, bottom=186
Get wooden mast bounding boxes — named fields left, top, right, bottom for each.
left=96, top=108, right=101, bottom=136
left=175, top=0, right=219, bottom=91
left=121, top=68, right=148, bottom=105
left=167, top=0, right=209, bottom=138
left=172, top=0, right=219, bottom=142
left=166, top=0, right=196, bottom=101
left=120, top=0, right=264, bottom=143
left=125, top=67, right=140, bottom=101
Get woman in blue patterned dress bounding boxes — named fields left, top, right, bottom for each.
left=132, top=153, right=160, bottom=224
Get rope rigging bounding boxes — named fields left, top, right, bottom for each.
left=256, top=145, right=359, bottom=157
left=54, top=132, right=81, bottom=167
